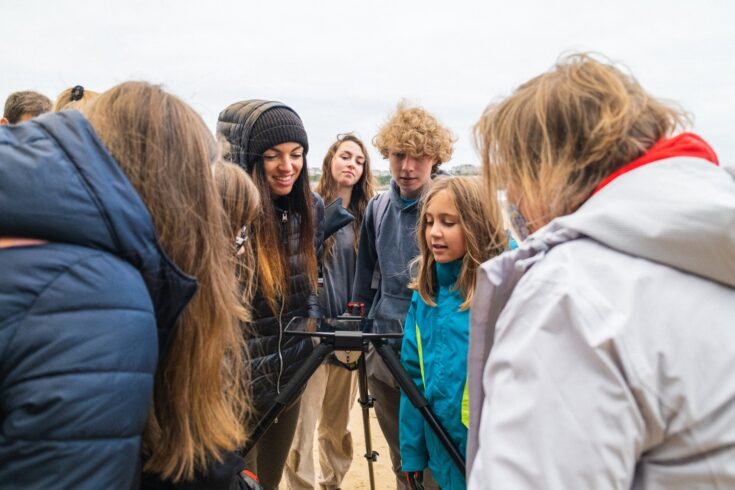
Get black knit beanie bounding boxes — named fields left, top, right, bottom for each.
left=216, top=100, right=309, bottom=172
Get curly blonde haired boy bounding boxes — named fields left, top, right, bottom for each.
left=352, top=101, right=454, bottom=489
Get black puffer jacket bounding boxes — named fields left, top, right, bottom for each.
left=248, top=193, right=324, bottom=419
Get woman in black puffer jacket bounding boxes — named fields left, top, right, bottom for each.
left=217, top=100, right=324, bottom=490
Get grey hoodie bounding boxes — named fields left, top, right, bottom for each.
left=467, top=156, right=735, bottom=489
left=352, top=179, right=420, bottom=322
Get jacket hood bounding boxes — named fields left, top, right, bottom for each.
left=556, top=154, right=735, bottom=287
left=216, top=99, right=308, bottom=172
left=0, top=110, right=197, bottom=351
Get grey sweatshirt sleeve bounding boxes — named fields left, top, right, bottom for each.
left=351, top=196, right=378, bottom=314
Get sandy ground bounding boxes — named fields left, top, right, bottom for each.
left=280, top=398, right=394, bottom=489
left=340, top=401, right=394, bottom=489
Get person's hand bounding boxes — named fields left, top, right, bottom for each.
left=404, top=471, right=424, bottom=489
left=237, top=469, right=262, bottom=490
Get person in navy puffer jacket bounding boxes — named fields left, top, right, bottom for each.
left=0, top=82, right=250, bottom=489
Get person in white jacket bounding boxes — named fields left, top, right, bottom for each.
left=467, top=53, right=735, bottom=489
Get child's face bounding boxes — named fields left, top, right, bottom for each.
left=388, top=150, right=435, bottom=199
left=424, top=189, right=466, bottom=263
left=330, top=140, right=365, bottom=189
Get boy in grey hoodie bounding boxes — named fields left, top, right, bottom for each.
left=352, top=102, right=454, bottom=489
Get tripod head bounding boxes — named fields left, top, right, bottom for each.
left=284, top=316, right=404, bottom=351
left=285, top=314, right=404, bottom=368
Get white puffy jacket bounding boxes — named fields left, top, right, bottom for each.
left=467, top=156, right=735, bottom=489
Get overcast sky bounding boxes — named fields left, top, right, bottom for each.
left=3, top=0, right=733, bottom=170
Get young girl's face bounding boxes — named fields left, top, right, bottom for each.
left=330, top=140, right=365, bottom=189
left=262, top=141, right=304, bottom=197
left=424, top=189, right=466, bottom=263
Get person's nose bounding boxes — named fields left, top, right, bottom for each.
left=279, top=156, right=294, bottom=172
left=402, top=156, right=416, bottom=173
left=430, top=222, right=442, bottom=239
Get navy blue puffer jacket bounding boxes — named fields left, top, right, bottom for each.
left=0, top=111, right=197, bottom=489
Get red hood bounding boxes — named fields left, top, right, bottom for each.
left=594, top=133, right=719, bottom=194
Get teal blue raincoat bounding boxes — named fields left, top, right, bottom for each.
left=399, top=260, right=469, bottom=490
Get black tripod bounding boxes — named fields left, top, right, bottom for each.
left=239, top=315, right=466, bottom=490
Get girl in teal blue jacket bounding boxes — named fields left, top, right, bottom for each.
left=400, top=177, right=504, bottom=489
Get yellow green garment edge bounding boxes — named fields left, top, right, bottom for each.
left=416, top=322, right=470, bottom=429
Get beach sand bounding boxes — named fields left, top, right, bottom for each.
left=280, top=396, right=394, bottom=489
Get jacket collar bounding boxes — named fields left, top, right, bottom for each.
left=593, top=133, right=718, bottom=194
left=436, top=260, right=462, bottom=287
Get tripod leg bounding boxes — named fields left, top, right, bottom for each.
left=357, top=353, right=377, bottom=490
left=372, top=339, right=467, bottom=476
left=240, top=340, right=334, bottom=457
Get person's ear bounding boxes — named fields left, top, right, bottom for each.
left=0, top=117, right=10, bottom=125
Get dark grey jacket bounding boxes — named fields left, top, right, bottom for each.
left=319, top=223, right=356, bottom=318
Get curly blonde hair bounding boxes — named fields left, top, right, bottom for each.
left=373, top=101, right=455, bottom=166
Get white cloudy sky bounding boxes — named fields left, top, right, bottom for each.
left=3, top=0, right=734, bottom=170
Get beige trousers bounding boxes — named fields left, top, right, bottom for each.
left=284, top=363, right=358, bottom=490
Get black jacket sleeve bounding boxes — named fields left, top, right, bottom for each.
left=309, top=193, right=325, bottom=318
left=140, top=451, right=262, bottom=490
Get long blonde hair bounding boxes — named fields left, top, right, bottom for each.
left=315, top=133, right=375, bottom=256
left=410, top=177, right=504, bottom=310
left=214, top=160, right=261, bottom=322
left=85, top=82, right=249, bottom=482
left=474, top=53, right=688, bottom=231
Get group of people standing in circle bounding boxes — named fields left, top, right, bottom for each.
left=1, top=52, right=734, bottom=490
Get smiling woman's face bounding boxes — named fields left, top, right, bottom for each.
left=330, top=140, right=365, bottom=189
left=262, top=141, right=304, bottom=196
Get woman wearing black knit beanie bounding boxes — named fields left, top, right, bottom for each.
left=217, top=100, right=325, bottom=490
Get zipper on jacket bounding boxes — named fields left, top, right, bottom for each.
left=276, top=299, right=285, bottom=398
left=275, top=209, right=288, bottom=408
